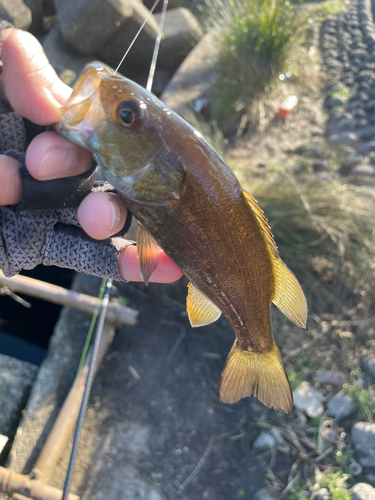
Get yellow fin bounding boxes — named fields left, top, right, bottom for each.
left=272, top=258, right=308, bottom=329
left=242, top=190, right=307, bottom=329
left=186, top=282, right=221, bottom=327
left=136, top=224, right=161, bottom=285
left=219, top=340, right=293, bottom=413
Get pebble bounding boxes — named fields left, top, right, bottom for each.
left=254, top=489, right=279, bottom=500
left=314, top=488, right=330, bottom=500
left=352, top=422, right=375, bottom=467
left=253, top=431, right=282, bottom=452
left=293, top=381, right=324, bottom=418
left=351, top=482, right=375, bottom=500
left=360, top=353, right=375, bottom=379
left=349, top=164, right=375, bottom=176
left=326, top=392, right=355, bottom=419
left=314, top=369, right=346, bottom=386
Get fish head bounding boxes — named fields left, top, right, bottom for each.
left=55, top=64, right=185, bottom=204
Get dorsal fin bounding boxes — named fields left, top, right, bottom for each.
left=242, top=190, right=308, bottom=329
left=136, top=224, right=161, bottom=285
left=186, top=282, right=221, bottom=327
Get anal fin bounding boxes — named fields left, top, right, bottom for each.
left=136, top=224, right=161, bottom=285
left=271, top=256, right=308, bottom=330
left=219, top=340, right=293, bottom=413
left=186, top=282, right=221, bottom=327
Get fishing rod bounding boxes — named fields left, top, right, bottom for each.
left=61, top=1, right=169, bottom=498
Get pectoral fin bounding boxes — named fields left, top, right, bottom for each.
left=219, top=340, right=293, bottom=413
left=136, top=224, right=161, bottom=285
left=186, top=282, right=221, bottom=327
left=242, top=190, right=307, bottom=330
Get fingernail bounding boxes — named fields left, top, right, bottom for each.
left=109, top=200, right=122, bottom=232
left=38, top=147, right=77, bottom=179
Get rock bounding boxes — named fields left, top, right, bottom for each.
left=162, top=32, right=218, bottom=111
left=154, top=7, right=203, bottom=74
left=330, top=132, right=359, bottom=146
left=314, top=488, right=330, bottom=500
left=312, top=161, right=329, bottom=173
left=351, top=482, right=375, bottom=500
left=325, top=97, right=344, bottom=108
left=97, top=0, right=161, bottom=74
left=42, top=22, right=93, bottom=86
left=349, top=164, right=375, bottom=177
left=23, top=0, right=44, bottom=35
left=0, top=0, right=32, bottom=30
left=254, top=489, right=279, bottom=500
left=357, top=125, right=375, bottom=139
left=293, top=144, right=325, bottom=158
left=0, top=435, right=8, bottom=455
left=253, top=431, right=282, bottom=452
left=339, top=155, right=364, bottom=174
left=293, top=381, right=324, bottom=418
left=358, top=141, right=375, bottom=155
left=0, top=354, right=38, bottom=437
left=314, top=370, right=346, bottom=386
left=327, top=392, right=355, bottom=419
left=352, top=422, right=375, bottom=467
left=361, top=353, right=375, bottom=379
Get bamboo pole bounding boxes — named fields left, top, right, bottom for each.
left=0, top=467, right=79, bottom=500
left=32, top=323, right=115, bottom=483
left=0, top=271, right=138, bottom=326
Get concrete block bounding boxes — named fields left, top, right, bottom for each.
left=0, top=353, right=38, bottom=437
left=0, top=0, right=32, bottom=30
left=154, top=7, right=203, bottom=73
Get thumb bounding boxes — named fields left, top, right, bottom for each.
left=1, top=29, right=71, bottom=125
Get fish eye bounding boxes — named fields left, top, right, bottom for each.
left=117, top=100, right=142, bottom=128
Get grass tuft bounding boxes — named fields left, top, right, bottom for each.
left=203, top=0, right=304, bottom=133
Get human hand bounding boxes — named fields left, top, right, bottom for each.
left=0, top=28, right=182, bottom=283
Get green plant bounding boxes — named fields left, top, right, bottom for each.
left=320, top=471, right=351, bottom=500
left=343, top=370, right=373, bottom=421
left=287, top=367, right=304, bottom=390
left=204, top=0, right=303, bottom=132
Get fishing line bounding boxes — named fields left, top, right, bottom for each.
left=113, top=0, right=161, bottom=75
left=61, top=279, right=112, bottom=500
left=146, top=0, right=169, bottom=92
left=62, top=3, right=169, bottom=498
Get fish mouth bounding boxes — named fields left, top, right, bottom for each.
left=54, top=64, right=107, bottom=150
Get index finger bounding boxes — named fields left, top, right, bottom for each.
left=1, top=29, right=71, bottom=125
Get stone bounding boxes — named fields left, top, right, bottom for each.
left=0, top=0, right=32, bottom=30
left=357, top=125, right=375, bottom=139
left=162, top=32, right=218, bottom=111
left=154, top=7, right=203, bottom=74
left=0, top=354, right=38, bottom=437
left=330, top=132, right=359, bottom=146
left=0, top=435, right=8, bottom=454
left=23, top=0, right=44, bottom=35
left=325, top=97, right=344, bottom=108
left=349, top=164, right=375, bottom=177
left=326, top=392, right=355, bottom=419
left=254, top=489, right=279, bottom=500
left=253, top=431, right=282, bottom=452
left=314, top=488, right=330, bottom=500
left=42, top=22, right=93, bottom=86
left=351, top=482, right=375, bottom=500
left=352, top=422, right=375, bottom=467
left=293, top=381, right=324, bottom=418
left=339, top=155, right=364, bottom=174
left=358, top=141, right=375, bottom=155
left=361, top=354, right=375, bottom=379
left=312, top=161, right=329, bottom=173
left=314, top=369, right=346, bottom=386
left=97, top=0, right=161, bottom=75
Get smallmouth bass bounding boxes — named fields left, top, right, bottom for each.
left=55, top=64, right=308, bottom=413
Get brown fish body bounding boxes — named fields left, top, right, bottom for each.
left=56, top=65, right=308, bottom=412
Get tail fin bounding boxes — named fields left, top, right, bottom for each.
left=219, top=340, right=293, bottom=413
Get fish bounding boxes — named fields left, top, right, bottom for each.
left=55, top=64, right=308, bottom=413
